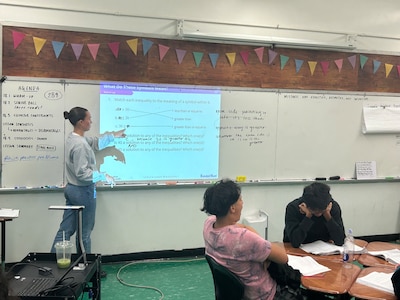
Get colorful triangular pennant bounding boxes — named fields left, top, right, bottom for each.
left=12, top=30, right=26, bottom=49
left=334, top=59, right=343, bottom=72
left=126, top=38, right=138, bottom=55
left=240, top=50, right=249, bottom=65
left=158, top=44, right=170, bottom=61
left=360, top=55, right=368, bottom=69
left=280, top=55, right=289, bottom=70
left=108, top=42, right=120, bottom=58
left=51, top=41, right=65, bottom=59
left=175, top=49, right=186, bottom=64
left=385, top=63, right=393, bottom=78
left=193, top=52, right=204, bottom=67
left=142, top=39, right=153, bottom=56
left=308, top=61, right=317, bottom=75
left=71, top=43, right=84, bottom=61
left=87, top=44, right=100, bottom=61
left=254, top=47, right=264, bottom=63
left=225, top=52, right=236, bottom=66
left=373, top=59, right=381, bottom=74
left=32, top=37, right=46, bottom=55
left=295, top=59, right=304, bottom=73
left=268, top=49, right=278, bottom=65
left=348, top=55, right=357, bottom=69
left=209, top=53, right=219, bottom=68
left=320, top=61, right=329, bottom=75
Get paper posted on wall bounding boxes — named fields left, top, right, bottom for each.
left=355, top=161, right=377, bottom=180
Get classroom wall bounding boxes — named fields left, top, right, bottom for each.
left=1, top=0, right=400, bottom=55
left=1, top=1, right=400, bottom=263
left=2, top=181, right=400, bottom=262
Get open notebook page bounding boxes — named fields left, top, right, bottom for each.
left=356, top=271, right=395, bottom=294
left=287, top=254, right=331, bottom=276
left=300, top=240, right=365, bottom=255
left=368, top=249, right=400, bottom=265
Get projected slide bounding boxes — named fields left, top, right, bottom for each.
left=99, top=83, right=221, bottom=182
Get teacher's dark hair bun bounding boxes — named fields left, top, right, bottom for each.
left=65, top=107, right=88, bottom=126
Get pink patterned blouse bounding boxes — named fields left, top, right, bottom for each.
left=203, top=215, right=277, bottom=300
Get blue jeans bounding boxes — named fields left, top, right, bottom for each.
left=51, top=183, right=96, bottom=253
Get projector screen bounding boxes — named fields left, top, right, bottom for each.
left=99, top=83, right=221, bottom=182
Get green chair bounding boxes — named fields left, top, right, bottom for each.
left=205, top=254, right=245, bottom=300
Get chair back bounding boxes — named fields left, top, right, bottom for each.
left=392, top=266, right=400, bottom=298
left=205, top=254, right=245, bottom=300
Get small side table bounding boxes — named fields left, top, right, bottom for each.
left=0, top=217, right=13, bottom=272
left=0, top=209, right=19, bottom=272
left=49, top=205, right=87, bottom=266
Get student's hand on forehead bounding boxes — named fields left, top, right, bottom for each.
left=325, top=202, right=332, bottom=213
left=300, top=202, right=332, bottom=218
left=322, top=202, right=333, bottom=220
left=299, top=202, right=312, bottom=218
left=298, top=202, right=307, bottom=214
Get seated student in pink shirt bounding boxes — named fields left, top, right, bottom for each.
left=201, top=179, right=293, bottom=300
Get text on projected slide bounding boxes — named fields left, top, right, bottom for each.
left=99, top=83, right=221, bottom=182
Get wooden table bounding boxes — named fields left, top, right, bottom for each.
left=348, top=266, right=397, bottom=300
left=284, top=239, right=368, bottom=262
left=357, top=241, right=400, bottom=267
left=301, top=257, right=361, bottom=296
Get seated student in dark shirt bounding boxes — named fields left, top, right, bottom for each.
left=283, top=182, right=345, bottom=248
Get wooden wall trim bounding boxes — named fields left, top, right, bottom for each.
left=3, top=26, right=400, bottom=93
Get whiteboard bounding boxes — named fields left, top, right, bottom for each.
left=275, top=92, right=400, bottom=179
left=1, top=80, right=65, bottom=188
left=218, top=90, right=278, bottom=180
left=2, top=78, right=400, bottom=188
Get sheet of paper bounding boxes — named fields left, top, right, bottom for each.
left=362, top=106, right=400, bottom=134
left=300, top=240, right=365, bottom=255
left=368, top=249, right=400, bottom=264
left=356, top=271, right=394, bottom=294
left=355, top=161, right=377, bottom=180
left=300, top=240, right=342, bottom=255
left=287, top=254, right=331, bottom=276
left=0, top=208, right=19, bottom=218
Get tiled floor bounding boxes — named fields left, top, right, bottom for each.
left=99, top=258, right=341, bottom=300
left=97, top=241, right=400, bottom=300
left=100, top=257, right=214, bottom=299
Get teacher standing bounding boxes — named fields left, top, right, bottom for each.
left=51, top=107, right=126, bottom=254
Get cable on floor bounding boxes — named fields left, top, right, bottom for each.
left=116, top=257, right=205, bottom=300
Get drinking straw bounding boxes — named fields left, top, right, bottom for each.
left=62, top=231, right=65, bottom=259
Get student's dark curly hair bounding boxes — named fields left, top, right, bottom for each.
left=302, top=182, right=332, bottom=211
left=200, top=179, right=241, bottom=217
